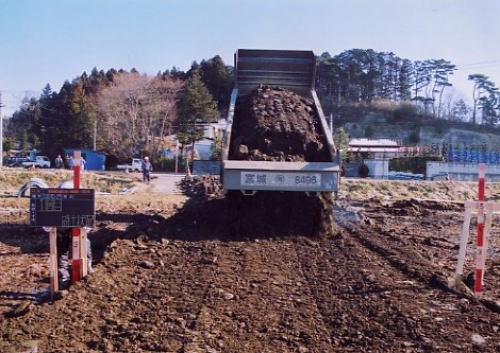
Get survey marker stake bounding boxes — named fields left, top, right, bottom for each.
left=475, top=163, right=486, bottom=296
left=454, top=163, right=500, bottom=297
left=71, top=150, right=82, bottom=283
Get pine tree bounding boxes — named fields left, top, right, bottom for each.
left=2, top=137, right=14, bottom=152
left=199, top=56, right=233, bottom=110
left=469, top=74, right=497, bottom=124
left=333, top=127, right=349, bottom=150
left=176, top=70, right=218, bottom=162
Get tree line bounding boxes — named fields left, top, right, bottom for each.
left=6, top=56, right=231, bottom=162
left=5, top=49, right=499, bottom=160
left=316, top=49, right=500, bottom=125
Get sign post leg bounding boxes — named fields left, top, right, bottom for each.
left=49, top=227, right=59, bottom=300
left=476, top=206, right=494, bottom=294
left=454, top=205, right=472, bottom=280
left=80, top=228, right=88, bottom=277
left=71, top=227, right=82, bottom=283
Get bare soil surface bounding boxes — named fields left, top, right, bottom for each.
left=134, top=173, right=185, bottom=195
left=1, top=194, right=499, bottom=352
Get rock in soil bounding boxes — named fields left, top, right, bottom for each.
left=180, top=175, right=222, bottom=199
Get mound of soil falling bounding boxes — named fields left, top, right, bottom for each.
left=178, top=175, right=334, bottom=238
left=154, top=191, right=333, bottom=240
left=229, top=86, right=330, bottom=162
left=180, top=176, right=222, bottom=199
left=225, top=86, right=335, bottom=237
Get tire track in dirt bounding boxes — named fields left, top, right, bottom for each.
left=191, top=240, right=334, bottom=353
left=0, top=239, right=220, bottom=352
left=296, top=234, right=429, bottom=352
left=298, top=203, right=500, bottom=352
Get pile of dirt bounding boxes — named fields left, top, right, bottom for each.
left=160, top=192, right=334, bottom=240
left=225, top=86, right=335, bottom=237
left=389, top=199, right=463, bottom=216
left=229, top=86, right=329, bottom=162
left=180, top=176, right=222, bottom=199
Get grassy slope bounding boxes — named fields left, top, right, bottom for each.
left=339, top=179, right=500, bottom=202
left=0, top=168, right=139, bottom=194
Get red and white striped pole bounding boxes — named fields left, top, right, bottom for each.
left=71, top=150, right=82, bottom=283
left=474, top=163, right=486, bottom=295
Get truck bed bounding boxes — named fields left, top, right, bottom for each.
left=222, top=49, right=340, bottom=193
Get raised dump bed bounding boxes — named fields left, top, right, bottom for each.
left=222, top=49, right=340, bottom=193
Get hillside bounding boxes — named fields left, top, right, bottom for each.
left=329, top=104, right=500, bottom=148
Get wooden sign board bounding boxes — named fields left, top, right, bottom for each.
left=30, top=188, right=95, bottom=228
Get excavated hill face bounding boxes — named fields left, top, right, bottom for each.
left=229, top=86, right=330, bottom=162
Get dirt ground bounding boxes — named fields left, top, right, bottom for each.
left=1, top=185, right=499, bottom=352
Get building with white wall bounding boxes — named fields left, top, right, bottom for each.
left=426, top=162, right=500, bottom=181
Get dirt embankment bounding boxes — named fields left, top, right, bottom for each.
left=229, top=86, right=329, bottom=162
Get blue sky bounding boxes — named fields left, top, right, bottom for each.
left=1, top=0, right=500, bottom=115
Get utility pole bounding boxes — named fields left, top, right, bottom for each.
left=93, top=119, right=97, bottom=150
left=0, top=91, right=3, bottom=167
left=329, top=112, right=333, bottom=136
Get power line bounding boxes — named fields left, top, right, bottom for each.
left=457, top=59, right=500, bottom=67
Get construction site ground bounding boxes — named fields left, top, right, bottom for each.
left=1, top=174, right=500, bottom=352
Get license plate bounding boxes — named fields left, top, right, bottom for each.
left=240, top=172, right=322, bottom=188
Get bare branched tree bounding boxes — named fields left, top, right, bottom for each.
left=97, top=73, right=183, bottom=160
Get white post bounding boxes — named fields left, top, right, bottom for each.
left=175, top=140, right=179, bottom=174
left=49, top=227, right=59, bottom=300
left=454, top=205, right=472, bottom=279
left=477, top=204, right=494, bottom=286
left=80, top=227, right=88, bottom=277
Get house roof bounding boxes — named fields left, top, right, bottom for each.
left=349, top=138, right=400, bottom=148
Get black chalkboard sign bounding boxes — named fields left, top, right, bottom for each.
left=30, top=188, right=95, bottom=227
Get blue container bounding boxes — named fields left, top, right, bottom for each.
left=64, top=148, right=106, bottom=171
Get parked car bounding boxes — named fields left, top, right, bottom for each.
left=117, top=158, right=143, bottom=172
left=22, top=156, right=51, bottom=168
left=5, top=157, right=30, bottom=167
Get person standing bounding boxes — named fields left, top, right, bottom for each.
left=55, top=155, right=63, bottom=169
left=66, top=155, right=74, bottom=170
left=142, top=156, right=153, bottom=184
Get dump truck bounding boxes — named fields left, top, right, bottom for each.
left=222, top=49, right=340, bottom=195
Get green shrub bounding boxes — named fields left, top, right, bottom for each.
left=389, top=156, right=443, bottom=174
left=408, top=129, right=420, bottom=144
left=393, top=102, right=418, bottom=121
left=364, top=125, right=374, bottom=138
